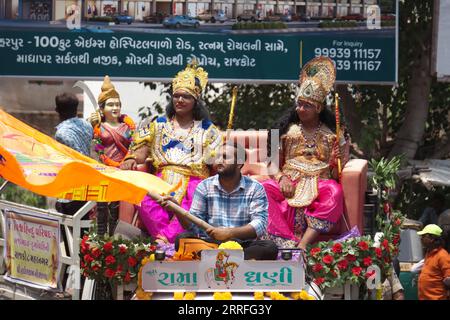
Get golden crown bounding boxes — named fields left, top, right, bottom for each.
left=297, top=56, right=336, bottom=108
left=98, top=75, right=120, bottom=104
left=172, top=61, right=208, bottom=99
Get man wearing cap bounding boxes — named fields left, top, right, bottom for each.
left=417, top=224, right=450, bottom=300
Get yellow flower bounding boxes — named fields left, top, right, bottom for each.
left=184, top=292, right=196, bottom=300
left=290, top=292, right=301, bottom=300
left=218, top=241, right=243, bottom=250
left=254, top=292, right=265, bottom=300
left=174, top=292, right=184, bottom=300
left=300, top=290, right=311, bottom=300
left=135, top=288, right=153, bottom=300
left=269, top=292, right=289, bottom=300
left=213, top=292, right=233, bottom=300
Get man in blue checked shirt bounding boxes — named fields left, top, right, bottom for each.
left=159, top=141, right=278, bottom=260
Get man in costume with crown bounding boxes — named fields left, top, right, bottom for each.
left=89, top=75, right=136, bottom=236
left=261, top=56, right=346, bottom=250
left=121, top=62, right=222, bottom=244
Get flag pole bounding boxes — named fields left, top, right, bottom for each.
left=226, top=86, right=238, bottom=141
left=147, top=190, right=213, bottom=231
left=335, top=93, right=342, bottom=178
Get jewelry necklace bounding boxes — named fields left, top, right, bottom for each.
left=171, top=117, right=194, bottom=142
left=299, top=122, right=321, bottom=148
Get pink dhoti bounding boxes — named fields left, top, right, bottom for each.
left=138, top=175, right=202, bottom=243
left=262, top=178, right=343, bottom=243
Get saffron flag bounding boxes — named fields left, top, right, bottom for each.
left=0, top=109, right=174, bottom=204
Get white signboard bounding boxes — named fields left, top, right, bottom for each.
left=142, top=249, right=304, bottom=292
left=434, top=0, right=450, bottom=81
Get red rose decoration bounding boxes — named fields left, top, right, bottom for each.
left=337, top=260, right=348, bottom=270
left=81, top=239, right=90, bottom=254
left=312, top=263, right=324, bottom=272
left=393, top=234, right=400, bottom=245
left=124, top=271, right=131, bottom=283
left=116, top=264, right=123, bottom=274
left=92, top=264, right=100, bottom=272
left=105, top=268, right=115, bottom=279
left=365, top=270, right=375, bottom=278
left=375, top=247, right=382, bottom=258
left=310, top=247, right=321, bottom=257
left=83, top=254, right=94, bottom=264
left=119, top=246, right=127, bottom=254
left=150, top=245, right=157, bottom=252
left=345, top=254, right=357, bottom=262
left=103, top=242, right=113, bottom=252
left=382, top=239, right=389, bottom=249
left=358, top=241, right=369, bottom=251
left=330, top=270, right=338, bottom=278
left=383, top=202, right=391, bottom=214
left=323, top=255, right=334, bottom=265
left=395, top=218, right=401, bottom=226
left=332, top=243, right=343, bottom=254
left=128, top=256, right=137, bottom=267
left=363, top=257, right=372, bottom=266
left=80, top=261, right=86, bottom=269
left=105, top=255, right=116, bottom=265
left=313, top=277, right=325, bottom=286
left=91, top=247, right=102, bottom=259
left=352, top=267, right=362, bottom=276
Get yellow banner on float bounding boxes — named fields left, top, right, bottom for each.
left=0, top=109, right=173, bottom=204
left=4, top=209, right=60, bottom=289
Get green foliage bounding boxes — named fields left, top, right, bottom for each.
left=0, top=179, right=47, bottom=208
left=369, top=156, right=403, bottom=192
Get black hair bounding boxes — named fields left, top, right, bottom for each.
left=165, top=98, right=211, bottom=121
left=55, top=92, right=79, bottom=120
left=425, top=234, right=446, bottom=253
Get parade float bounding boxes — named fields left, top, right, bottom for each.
left=0, top=103, right=404, bottom=300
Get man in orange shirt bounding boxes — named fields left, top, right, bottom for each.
left=417, top=224, right=450, bottom=300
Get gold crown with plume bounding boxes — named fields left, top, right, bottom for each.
left=98, top=75, right=120, bottom=104
left=296, top=56, right=336, bottom=109
left=172, top=61, right=208, bottom=99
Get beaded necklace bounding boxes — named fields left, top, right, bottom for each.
left=170, top=117, right=195, bottom=142
left=299, top=122, right=321, bottom=155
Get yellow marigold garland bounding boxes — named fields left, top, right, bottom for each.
left=173, top=292, right=197, bottom=300
left=218, top=241, right=243, bottom=250
left=213, top=292, right=233, bottom=300
left=135, top=254, right=155, bottom=300
left=254, top=292, right=265, bottom=300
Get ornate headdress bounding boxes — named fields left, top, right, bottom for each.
left=296, top=56, right=336, bottom=110
left=98, top=75, right=120, bottom=105
left=172, top=61, right=208, bottom=99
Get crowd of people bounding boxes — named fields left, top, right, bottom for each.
left=52, top=57, right=449, bottom=300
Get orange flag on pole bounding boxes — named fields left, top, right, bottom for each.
left=0, top=109, right=174, bottom=204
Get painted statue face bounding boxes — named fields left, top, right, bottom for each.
left=103, top=97, right=121, bottom=123
left=172, top=89, right=195, bottom=117
left=296, top=99, right=320, bottom=124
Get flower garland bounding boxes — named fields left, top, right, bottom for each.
left=93, top=114, right=135, bottom=167
left=80, top=231, right=156, bottom=286
left=135, top=254, right=155, bottom=300
left=307, top=156, right=405, bottom=291
left=173, top=292, right=196, bottom=300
